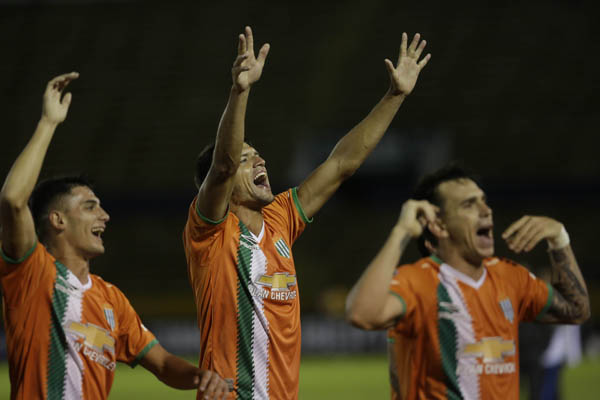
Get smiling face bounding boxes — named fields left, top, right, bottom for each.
left=55, top=186, right=110, bottom=259
left=437, top=178, right=494, bottom=264
left=230, top=143, right=275, bottom=209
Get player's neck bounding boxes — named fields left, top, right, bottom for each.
left=438, top=248, right=484, bottom=281
left=46, top=242, right=91, bottom=284
left=232, top=204, right=264, bottom=236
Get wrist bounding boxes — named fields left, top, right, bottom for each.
left=231, top=84, right=250, bottom=96
left=548, top=225, right=570, bottom=250
left=385, top=86, right=408, bottom=99
left=38, top=117, right=59, bottom=129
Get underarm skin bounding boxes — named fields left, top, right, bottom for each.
left=542, top=245, right=590, bottom=324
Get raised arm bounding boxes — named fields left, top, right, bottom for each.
left=140, top=343, right=230, bottom=399
left=503, top=216, right=590, bottom=324
left=196, top=26, right=270, bottom=221
left=346, top=200, right=438, bottom=330
left=0, top=72, right=78, bottom=259
left=297, top=33, right=431, bottom=219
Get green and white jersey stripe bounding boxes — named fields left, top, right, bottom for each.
left=47, top=261, right=93, bottom=400
left=274, top=239, right=290, bottom=259
left=437, top=264, right=484, bottom=400
left=236, top=222, right=270, bottom=399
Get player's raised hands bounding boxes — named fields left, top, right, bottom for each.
left=385, top=33, right=430, bottom=96
left=196, top=370, right=232, bottom=400
left=41, top=72, right=79, bottom=125
left=232, top=26, right=270, bottom=92
left=396, top=199, right=439, bottom=238
left=502, top=215, right=564, bottom=253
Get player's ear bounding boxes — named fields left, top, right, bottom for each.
left=48, top=210, right=66, bottom=231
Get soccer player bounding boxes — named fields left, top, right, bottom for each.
left=345, top=165, right=590, bottom=399
left=183, top=26, right=431, bottom=399
left=0, top=73, right=231, bottom=400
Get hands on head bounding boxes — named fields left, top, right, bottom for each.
left=41, top=72, right=79, bottom=125
left=232, top=26, right=270, bottom=92
left=397, top=200, right=439, bottom=238
left=385, top=33, right=431, bottom=97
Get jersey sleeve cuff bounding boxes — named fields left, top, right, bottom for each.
left=196, top=200, right=228, bottom=225
left=0, top=242, right=37, bottom=264
left=292, top=187, right=313, bottom=224
left=389, top=291, right=407, bottom=319
left=535, top=282, right=554, bottom=321
left=130, top=339, right=159, bottom=368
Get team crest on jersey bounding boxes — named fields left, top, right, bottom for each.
left=104, top=306, right=116, bottom=331
left=499, top=297, right=514, bottom=323
left=274, top=238, right=291, bottom=258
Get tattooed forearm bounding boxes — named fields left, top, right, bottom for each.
left=543, top=245, right=590, bottom=324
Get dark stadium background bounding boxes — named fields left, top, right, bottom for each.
left=0, top=0, right=598, bottom=360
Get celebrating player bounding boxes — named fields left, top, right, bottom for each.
left=183, top=26, right=430, bottom=399
left=346, top=164, right=590, bottom=399
left=0, top=73, right=230, bottom=400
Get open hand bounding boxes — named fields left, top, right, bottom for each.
left=502, top=215, right=564, bottom=253
left=385, top=33, right=430, bottom=96
left=232, top=26, right=270, bottom=92
left=41, top=72, right=79, bottom=124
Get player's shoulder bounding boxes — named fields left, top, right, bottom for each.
left=90, top=274, right=127, bottom=299
left=395, top=257, right=440, bottom=278
left=484, top=257, right=528, bottom=276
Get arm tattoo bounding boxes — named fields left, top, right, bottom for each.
left=541, top=245, right=590, bottom=323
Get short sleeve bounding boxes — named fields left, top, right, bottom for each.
left=183, top=196, right=237, bottom=274
left=389, top=267, right=420, bottom=336
left=514, top=265, right=553, bottom=322
left=0, top=242, right=53, bottom=307
left=113, top=288, right=158, bottom=367
left=262, top=188, right=310, bottom=246
left=184, top=196, right=230, bottom=244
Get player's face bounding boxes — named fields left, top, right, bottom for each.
left=438, top=179, right=494, bottom=263
left=60, top=186, right=110, bottom=259
left=231, top=143, right=275, bottom=209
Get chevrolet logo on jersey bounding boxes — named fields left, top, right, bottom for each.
left=463, top=337, right=515, bottom=363
left=256, top=273, right=297, bottom=291
left=67, top=321, right=116, bottom=354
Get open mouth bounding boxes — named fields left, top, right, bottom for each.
left=91, top=227, right=104, bottom=239
left=476, top=227, right=492, bottom=239
left=253, top=171, right=269, bottom=189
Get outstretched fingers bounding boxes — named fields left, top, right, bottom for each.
left=245, top=26, right=254, bottom=54
left=397, top=32, right=408, bottom=65
left=257, top=43, right=270, bottom=65
left=408, top=33, right=421, bottom=56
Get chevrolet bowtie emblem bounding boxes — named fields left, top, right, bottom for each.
left=256, top=273, right=297, bottom=292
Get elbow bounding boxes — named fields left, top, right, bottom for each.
left=0, top=190, right=28, bottom=213
left=210, top=158, right=239, bottom=181
left=333, top=158, right=360, bottom=182
left=345, top=306, right=381, bottom=331
left=577, top=304, right=592, bottom=324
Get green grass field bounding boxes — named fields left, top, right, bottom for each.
left=1, top=355, right=599, bottom=399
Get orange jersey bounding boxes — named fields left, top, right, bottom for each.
left=183, top=188, right=310, bottom=400
left=387, top=255, right=552, bottom=400
left=1, top=243, right=157, bottom=400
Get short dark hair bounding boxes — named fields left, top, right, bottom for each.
left=194, top=143, right=215, bottom=190
left=194, top=140, right=255, bottom=189
left=412, top=163, right=480, bottom=257
left=29, top=175, right=94, bottom=244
